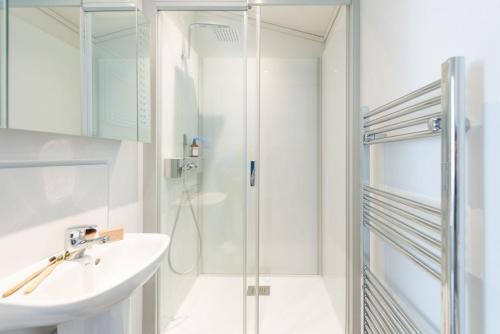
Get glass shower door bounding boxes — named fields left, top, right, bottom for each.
left=249, top=4, right=348, bottom=334
left=158, top=10, right=249, bottom=334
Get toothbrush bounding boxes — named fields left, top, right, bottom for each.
left=2, top=254, right=61, bottom=298
left=23, top=251, right=75, bottom=295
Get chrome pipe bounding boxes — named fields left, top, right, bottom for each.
left=364, top=213, right=441, bottom=265
left=365, top=290, right=400, bottom=333
left=364, top=186, right=441, bottom=217
left=365, top=112, right=441, bottom=137
left=365, top=304, right=387, bottom=334
left=364, top=221, right=441, bottom=280
left=364, top=312, right=381, bottom=334
left=364, top=267, right=422, bottom=333
left=365, top=325, right=376, bottom=334
left=364, top=96, right=441, bottom=127
left=364, top=203, right=441, bottom=249
left=364, top=129, right=441, bottom=145
left=366, top=285, right=409, bottom=334
left=364, top=80, right=441, bottom=119
left=363, top=193, right=441, bottom=232
left=441, top=57, right=465, bottom=334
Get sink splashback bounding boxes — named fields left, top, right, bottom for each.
left=0, top=161, right=109, bottom=279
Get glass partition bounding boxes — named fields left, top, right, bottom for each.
left=156, top=5, right=348, bottom=334
left=254, top=5, right=347, bottom=334
left=157, top=10, right=247, bottom=334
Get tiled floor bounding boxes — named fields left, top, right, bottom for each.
left=165, top=275, right=343, bottom=334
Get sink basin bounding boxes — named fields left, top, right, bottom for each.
left=0, top=233, right=169, bottom=331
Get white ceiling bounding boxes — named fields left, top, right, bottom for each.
left=250, top=6, right=339, bottom=39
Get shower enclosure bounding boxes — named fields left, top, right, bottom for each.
left=157, top=3, right=349, bottom=334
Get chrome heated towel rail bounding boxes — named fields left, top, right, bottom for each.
left=361, top=57, right=465, bottom=334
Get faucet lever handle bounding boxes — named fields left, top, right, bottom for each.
left=66, top=225, right=98, bottom=246
left=82, top=226, right=98, bottom=240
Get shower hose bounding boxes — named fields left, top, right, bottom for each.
left=167, top=178, right=202, bottom=275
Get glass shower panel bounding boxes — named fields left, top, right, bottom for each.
left=158, top=10, right=247, bottom=334
left=253, top=5, right=346, bottom=334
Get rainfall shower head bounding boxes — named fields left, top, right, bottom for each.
left=183, top=22, right=239, bottom=59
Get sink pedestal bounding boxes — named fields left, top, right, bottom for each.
left=57, top=299, right=130, bottom=334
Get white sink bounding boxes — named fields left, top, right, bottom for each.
left=0, top=233, right=169, bottom=331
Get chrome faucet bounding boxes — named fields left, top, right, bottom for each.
left=65, top=225, right=109, bottom=258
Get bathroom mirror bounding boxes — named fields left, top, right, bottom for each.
left=0, top=0, right=6, bottom=126
left=8, top=1, right=82, bottom=136
left=3, top=1, right=151, bottom=142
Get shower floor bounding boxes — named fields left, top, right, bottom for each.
left=165, top=275, right=343, bottom=334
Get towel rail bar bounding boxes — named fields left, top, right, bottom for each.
left=363, top=194, right=441, bottom=232
left=364, top=80, right=441, bottom=119
left=365, top=95, right=441, bottom=127
left=362, top=57, right=465, bottom=334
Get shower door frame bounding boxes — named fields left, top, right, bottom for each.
left=153, top=1, right=362, bottom=334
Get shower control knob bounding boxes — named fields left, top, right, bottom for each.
left=183, top=162, right=198, bottom=171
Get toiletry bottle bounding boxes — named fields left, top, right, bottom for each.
left=190, top=138, right=199, bottom=157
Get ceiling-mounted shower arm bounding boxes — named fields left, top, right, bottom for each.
left=182, top=22, right=238, bottom=60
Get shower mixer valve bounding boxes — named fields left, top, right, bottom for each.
left=164, top=158, right=201, bottom=179
left=181, top=161, right=198, bottom=171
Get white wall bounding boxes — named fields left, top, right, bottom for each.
left=0, top=129, right=142, bottom=334
left=321, top=7, right=346, bottom=333
left=259, top=58, right=320, bottom=275
left=360, top=0, right=500, bottom=332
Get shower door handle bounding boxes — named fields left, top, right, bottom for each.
left=250, top=160, right=256, bottom=187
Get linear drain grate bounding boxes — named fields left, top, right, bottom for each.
left=247, top=286, right=271, bottom=296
